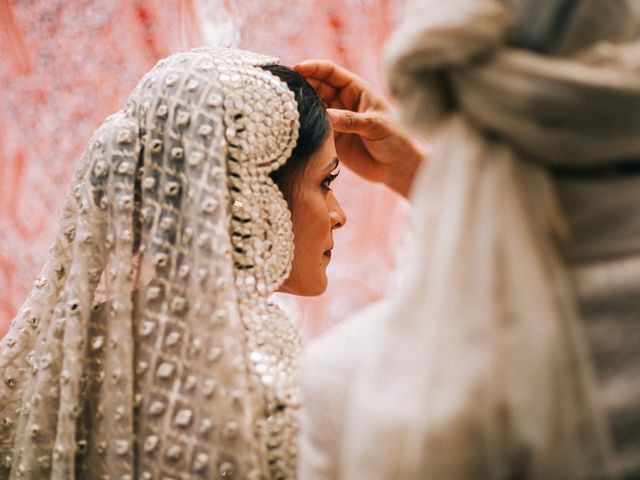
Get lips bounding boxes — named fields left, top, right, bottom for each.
left=323, top=246, right=333, bottom=259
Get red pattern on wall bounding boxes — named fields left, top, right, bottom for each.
left=0, top=0, right=407, bottom=339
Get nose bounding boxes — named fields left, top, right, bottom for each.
left=328, top=192, right=347, bottom=229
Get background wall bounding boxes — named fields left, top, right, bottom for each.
left=0, top=0, right=409, bottom=339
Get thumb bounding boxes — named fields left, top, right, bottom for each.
left=327, top=109, right=387, bottom=139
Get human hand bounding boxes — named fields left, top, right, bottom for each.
left=294, top=60, right=428, bottom=198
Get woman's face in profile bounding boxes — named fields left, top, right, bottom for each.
left=279, top=131, right=346, bottom=296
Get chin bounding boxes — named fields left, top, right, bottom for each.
left=279, top=273, right=328, bottom=297
left=294, top=277, right=328, bottom=297
left=300, top=283, right=327, bottom=297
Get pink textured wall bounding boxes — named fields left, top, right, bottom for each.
left=0, top=0, right=407, bottom=339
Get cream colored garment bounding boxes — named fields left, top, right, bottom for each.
left=299, top=1, right=640, bottom=479
left=298, top=302, right=389, bottom=480
left=0, top=47, right=302, bottom=479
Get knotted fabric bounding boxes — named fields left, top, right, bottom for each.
left=341, top=1, right=640, bottom=478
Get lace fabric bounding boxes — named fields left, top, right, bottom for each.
left=0, top=46, right=301, bottom=479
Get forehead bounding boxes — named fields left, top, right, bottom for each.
left=305, top=132, right=337, bottom=173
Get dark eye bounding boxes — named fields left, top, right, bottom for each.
left=322, top=170, right=340, bottom=191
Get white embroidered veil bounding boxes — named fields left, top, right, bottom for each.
left=0, top=46, right=301, bottom=479
left=340, top=0, right=640, bottom=478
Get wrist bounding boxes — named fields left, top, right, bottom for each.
left=386, top=140, right=427, bottom=198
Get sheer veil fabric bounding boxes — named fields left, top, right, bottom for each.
left=337, top=0, right=640, bottom=479
left=0, top=46, right=302, bottom=479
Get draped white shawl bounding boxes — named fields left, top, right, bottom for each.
left=340, top=1, right=640, bottom=478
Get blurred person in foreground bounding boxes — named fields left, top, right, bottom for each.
left=296, top=0, right=640, bottom=478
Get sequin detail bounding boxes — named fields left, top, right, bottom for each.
left=0, top=46, right=301, bottom=480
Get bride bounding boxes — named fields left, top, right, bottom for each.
left=0, top=46, right=345, bottom=479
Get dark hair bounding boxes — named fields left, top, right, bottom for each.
left=261, top=64, right=331, bottom=204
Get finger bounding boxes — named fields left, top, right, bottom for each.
left=295, top=60, right=361, bottom=88
left=327, top=109, right=389, bottom=141
left=295, top=60, right=372, bottom=110
left=305, top=80, right=348, bottom=109
left=297, top=60, right=391, bottom=113
left=293, top=60, right=322, bottom=77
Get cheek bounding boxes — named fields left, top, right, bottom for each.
left=291, top=198, right=329, bottom=257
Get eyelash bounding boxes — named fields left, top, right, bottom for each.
left=322, top=170, right=340, bottom=190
